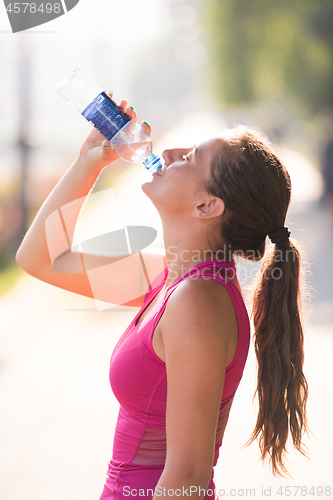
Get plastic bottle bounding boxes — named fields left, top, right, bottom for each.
left=56, top=65, right=163, bottom=173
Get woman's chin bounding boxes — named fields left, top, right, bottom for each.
left=141, top=177, right=157, bottom=193
left=141, top=180, right=150, bottom=193
left=141, top=181, right=155, bottom=200
left=141, top=182, right=161, bottom=209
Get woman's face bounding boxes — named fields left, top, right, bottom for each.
left=142, top=138, right=221, bottom=218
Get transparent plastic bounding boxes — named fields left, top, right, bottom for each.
left=56, top=65, right=163, bottom=172
left=111, top=120, right=153, bottom=163
left=56, top=65, right=103, bottom=113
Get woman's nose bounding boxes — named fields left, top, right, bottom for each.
left=162, top=148, right=192, bottom=166
left=162, top=149, right=173, bottom=166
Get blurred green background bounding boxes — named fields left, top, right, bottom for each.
left=1, top=0, right=333, bottom=280
left=1, top=0, right=333, bottom=277
left=0, top=1, right=332, bottom=499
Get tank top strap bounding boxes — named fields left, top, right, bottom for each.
left=185, top=259, right=236, bottom=283
left=163, top=259, right=236, bottom=301
left=150, top=258, right=249, bottom=373
left=152, top=259, right=239, bottom=331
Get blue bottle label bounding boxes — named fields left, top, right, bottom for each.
left=82, top=92, right=131, bottom=140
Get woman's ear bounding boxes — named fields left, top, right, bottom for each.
left=192, top=195, right=225, bottom=219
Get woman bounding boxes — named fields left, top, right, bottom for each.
left=16, top=98, right=309, bottom=500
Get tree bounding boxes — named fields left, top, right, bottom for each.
left=204, top=0, right=333, bottom=112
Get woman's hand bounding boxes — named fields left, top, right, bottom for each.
left=78, top=96, right=151, bottom=171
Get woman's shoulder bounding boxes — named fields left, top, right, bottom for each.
left=159, top=276, right=239, bottom=371
left=166, top=276, right=236, bottom=320
left=161, top=277, right=238, bottom=342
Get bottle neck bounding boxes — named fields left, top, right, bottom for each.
left=143, top=153, right=163, bottom=173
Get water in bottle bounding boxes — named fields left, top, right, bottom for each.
left=56, top=65, right=163, bottom=173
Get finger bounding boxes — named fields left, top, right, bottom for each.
left=118, top=99, right=128, bottom=111
left=102, top=140, right=112, bottom=150
left=125, top=105, right=137, bottom=122
left=141, top=120, right=152, bottom=135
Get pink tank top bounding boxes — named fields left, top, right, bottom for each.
left=107, top=259, right=251, bottom=496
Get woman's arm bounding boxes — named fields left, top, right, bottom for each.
left=154, top=278, right=238, bottom=500
left=16, top=102, right=165, bottom=306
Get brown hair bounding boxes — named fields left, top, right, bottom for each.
left=204, top=126, right=309, bottom=477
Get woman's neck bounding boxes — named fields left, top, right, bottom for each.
left=162, top=224, right=228, bottom=289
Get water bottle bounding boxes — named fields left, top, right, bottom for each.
left=56, top=65, right=163, bottom=173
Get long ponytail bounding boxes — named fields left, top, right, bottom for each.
left=204, top=126, right=310, bottom=477
left=248, top=238, right=309, bottom=477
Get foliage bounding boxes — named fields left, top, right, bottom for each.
left=204, top=0, right=333, bottom=112
left=0, top=260, right=24, bottom=298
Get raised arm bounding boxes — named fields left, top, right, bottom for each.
left=154, top=278, right=238, bottom=499
left=16, top=101, right=166, bottom=307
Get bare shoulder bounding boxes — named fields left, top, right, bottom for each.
left=166, top=276, right=236, bottom=324
left=160, top=277, right=238, bottom=365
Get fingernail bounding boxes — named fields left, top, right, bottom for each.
left=109, top=91, right=113, bottom=96
left=143, top=121, right=148, bottom=127
left=103, top=141, right=111, bottom=150
left=129, top=106, right=134, bottom=111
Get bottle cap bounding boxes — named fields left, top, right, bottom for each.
left=143, top=153, right=164, bottom=173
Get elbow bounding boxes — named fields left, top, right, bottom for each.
left=15, top=249, right=30, bottom=274
left=184, top=467, right=212, bottom=488
left=164, top=461, right=212, bottom=490
left=15, top=246, right=35, bottom=276
left=15, top=247, right=26, bottom=270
